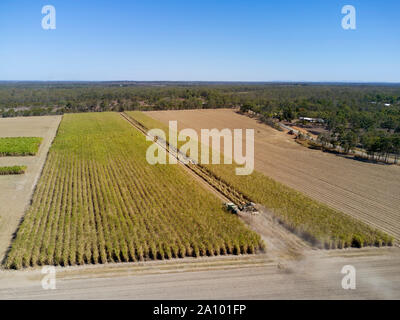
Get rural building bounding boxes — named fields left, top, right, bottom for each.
left=299, top=117, right=324, bottom=124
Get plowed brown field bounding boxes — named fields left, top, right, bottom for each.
left=147, top=109, right=400, bottom=241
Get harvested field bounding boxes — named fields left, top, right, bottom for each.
left=145, top=109, right=400, bottom=242
left=0, top=166, right=27, bottom=175
left=0, top=116, right=61, bottom=263
left=5, top=113, right=263, bottom=269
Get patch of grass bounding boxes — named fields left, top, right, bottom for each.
left=127, top=111, right=394, bottom=249
left=0, top=166, right=27, bottom=175
left=0, top=137, right=43, bottom=156
left=5, top=113, right=263, bottom=269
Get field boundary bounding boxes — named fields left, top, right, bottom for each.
left=0, top=137, right=43, bottom=157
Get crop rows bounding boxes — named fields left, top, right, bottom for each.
left=5, top=113, right=263, bottom=269
left=126, top=111, right=394, bottom=249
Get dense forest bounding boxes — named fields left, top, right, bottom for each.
left=1, top=81, right=400, bottom=161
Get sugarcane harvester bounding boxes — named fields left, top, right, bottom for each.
left=224, top=202, right=258, bottom=215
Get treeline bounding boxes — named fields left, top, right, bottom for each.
left=1, top=82, right=400, bottom=162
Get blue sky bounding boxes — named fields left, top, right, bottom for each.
left=0, top=0, right=399, bottom=82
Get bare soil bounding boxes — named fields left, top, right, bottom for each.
left=0, top=116, right=62, bottom=262
left=147, top=109, right=400, bottom=241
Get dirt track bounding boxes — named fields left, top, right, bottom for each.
left=1, top=248, right=399, bottom=299
left=147, top=109, right=400, bottom=241
left=0, top=116, right=61, bottom=263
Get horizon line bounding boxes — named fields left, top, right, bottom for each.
left=1, top=80, right=400, bottom=85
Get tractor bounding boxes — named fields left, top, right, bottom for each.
left=224, top=202, right=239, bottom=214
